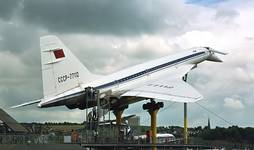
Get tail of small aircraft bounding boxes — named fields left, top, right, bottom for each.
left=40, top=35, right=97, bottom=97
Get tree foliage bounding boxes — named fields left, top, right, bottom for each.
left=201, top=126, right=254, bottom=144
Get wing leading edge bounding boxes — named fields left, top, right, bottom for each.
left=121, top=65, right=203, bottom=103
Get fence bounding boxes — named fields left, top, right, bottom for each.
left=0, top=134, right=63, bottom=144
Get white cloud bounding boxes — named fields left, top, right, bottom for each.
left=172, top=30, right=217, bottom=49
left=223, top=97, right=245, bottom=110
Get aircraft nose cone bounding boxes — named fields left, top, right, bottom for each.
left=207, top=54, right=223, bottom=62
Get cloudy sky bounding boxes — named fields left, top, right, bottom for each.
left=0, top=0, right=253, bottom=128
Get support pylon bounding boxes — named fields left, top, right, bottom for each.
left=143, top=100, right=164, bottom=150
left=114, top=110, right=123, bottom=127
left=149, top=109, right=158, bottom=146
left=184, top=102, right=188, bottom=145
left=183, top=74, right=188, bottom=145
left=113, top=105, right=128, bottom=143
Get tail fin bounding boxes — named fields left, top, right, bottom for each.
left=40, top=35, right=96, bottom=97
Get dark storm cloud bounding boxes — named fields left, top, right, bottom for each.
left=0, top=0, right=20, bottom=20
left=22, top=0, right=168, bottom=35
left=0, top=24, right=39, bottom=54
left=0, top=81, right=42, bottom=106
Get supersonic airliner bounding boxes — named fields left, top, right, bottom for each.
left=12, top=35, right=226, bottom=109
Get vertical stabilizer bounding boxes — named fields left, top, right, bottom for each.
left=40, top=35, right=95, bottom=98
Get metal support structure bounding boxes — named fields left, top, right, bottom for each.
left=84, top=87, right=89, bottom=143
left=94, top=89, right=100, bottom=143
left=113, top=106, right=128, bottom=143
left=149, top=109, right=158, bottom=146
left=114, top=109, right=123, bottom=143
left=184, top=102, right=188, bottom=145
left=183, top=74, right=188, bottom=145
left=108, top=99, right=111, bottom=139
left=143, top=100, right=164, bottom=150
left=114, top=110, right=123, bottom=127
left=83, top=87, right=99, bottom=143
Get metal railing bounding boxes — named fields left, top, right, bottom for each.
left=0, top=134, right=63, bottom=144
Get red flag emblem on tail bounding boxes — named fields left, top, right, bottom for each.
left=54, top=49, right=65, bottom=59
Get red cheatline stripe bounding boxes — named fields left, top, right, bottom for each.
left=53, top=49, right=65, bottom=59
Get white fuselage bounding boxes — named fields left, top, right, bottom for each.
left=85, top=48, right=209, bottom=94
left=38, top=47, right=210, bottom=108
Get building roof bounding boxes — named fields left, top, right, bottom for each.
left=0, top=108, right=27, bottom=133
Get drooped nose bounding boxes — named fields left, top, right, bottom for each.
left=206, top=52, right=223, bottom=62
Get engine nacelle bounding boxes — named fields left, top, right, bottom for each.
left=65, top=87, right=99, bottom=110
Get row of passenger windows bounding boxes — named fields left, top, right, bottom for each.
left=96, top=52, right=205, bottom=89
